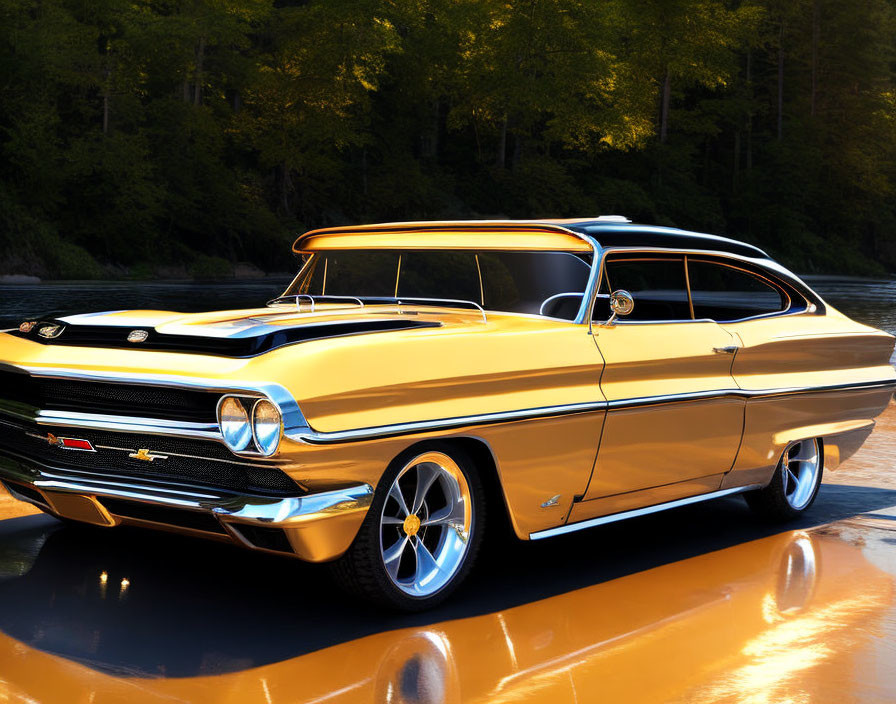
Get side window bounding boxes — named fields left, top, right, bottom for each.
left=687, top=259, right=786, bottom=321
left=596, top=256, right=690, bottom=321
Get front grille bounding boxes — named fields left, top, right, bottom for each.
left=0, top=369, right=220, bottom=423
left=100, top=497, right=228, bottom=534
left=0, top=416, right=302, bottom=497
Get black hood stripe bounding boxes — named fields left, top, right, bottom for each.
left=10, top=318, right=441, bottom=357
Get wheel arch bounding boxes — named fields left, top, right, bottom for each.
left=383, top=435, right=520, bottom=541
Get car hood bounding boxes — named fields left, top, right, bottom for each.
left=13, top=306, right=460, bottom=357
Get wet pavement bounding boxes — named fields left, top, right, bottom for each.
left=0, top=404, right=895, bottom=702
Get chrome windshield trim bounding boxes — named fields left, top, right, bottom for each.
left=576, top=236, right=602, bottom=325
left=529, top=484, right=764, bottom=540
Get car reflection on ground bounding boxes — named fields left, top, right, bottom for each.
left=0, top=493, right=894, bottom=704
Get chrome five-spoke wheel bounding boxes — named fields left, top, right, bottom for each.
left=745, top=437, right=823, bottom=521
left=333, top=443, right=485, bottom=610
left=781, top=439, right=821, bottom=510
left=380, top=451, right=473, bottom=598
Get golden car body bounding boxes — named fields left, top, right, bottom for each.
left=0, top=218, right=893, bottom=602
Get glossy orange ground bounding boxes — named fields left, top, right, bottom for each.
left=0, top=403, right=894, bottom=703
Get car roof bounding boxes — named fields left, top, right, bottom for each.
left=294, top=219, right=769, bottom=260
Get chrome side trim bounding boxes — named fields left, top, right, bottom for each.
left=10, top=364, right=895, bottom=445
left=529, top=484, right=764, bottom=540
left=294, top=400, right=609, bottom=445
left=293, top=379, right=896, bottom=444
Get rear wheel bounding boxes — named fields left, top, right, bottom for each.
left=332, top=443, right=485, bottom=611
left=745, top=438, right=823, bottom=521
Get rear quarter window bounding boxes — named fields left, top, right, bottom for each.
left=687, top=260, right=787, bottom=321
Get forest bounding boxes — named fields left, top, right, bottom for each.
left=0, top=0, right=894, bottom=279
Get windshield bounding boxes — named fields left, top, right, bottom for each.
left=283, top=249, right=593, bottom=319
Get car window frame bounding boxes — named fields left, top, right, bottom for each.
left=592, top=249, right=810, bottom=325
left=686, top=256, right=794, bottom=323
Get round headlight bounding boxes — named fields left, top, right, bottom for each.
left=219, top=396, right=252, bottom=451
left=252, top=399, right=282, bottom=456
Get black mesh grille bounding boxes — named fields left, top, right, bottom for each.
left=0, top=369, right=219, bottom=423
left=0, top=417, right=302, bottom=497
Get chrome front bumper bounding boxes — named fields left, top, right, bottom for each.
left=0, top=451, right=373, bottom=562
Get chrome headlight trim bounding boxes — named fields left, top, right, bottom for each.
left=251, top=399, right=282, bottom=457
left=217, top=396, right=252, bottom=452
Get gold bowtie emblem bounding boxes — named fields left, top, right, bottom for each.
left=46, top=433, right=60, bottom=446
left=129, top=448, right=167, bottom=462
left=403, top=514, right=421, bottom=537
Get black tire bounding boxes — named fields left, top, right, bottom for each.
left=331, top=442, right=486, bottom=611
left=745, top=439, right=823, bottom=521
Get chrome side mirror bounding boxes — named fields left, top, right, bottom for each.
left=604, top=289, right=634, bottom=327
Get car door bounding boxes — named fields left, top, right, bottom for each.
left=580, top=253, right=744, bottom=503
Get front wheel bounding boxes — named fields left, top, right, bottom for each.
left=745, top=438, right=823, bottom=521
left=332, top=443, right=485, bottom=611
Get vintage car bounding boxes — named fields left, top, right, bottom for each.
left=0, top=217, right=893, bottom=610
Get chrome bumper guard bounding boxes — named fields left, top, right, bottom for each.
left=0, top=451, right=373, bottom=562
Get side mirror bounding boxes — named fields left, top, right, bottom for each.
left=604, top=289, right=634, bottom=326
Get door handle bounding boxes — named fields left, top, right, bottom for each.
left=713, top=345, right=739, bottom=354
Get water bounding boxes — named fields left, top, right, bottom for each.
left=0, top=276, right=893, bottom=339
left=0, top=278, right=293, bottom=329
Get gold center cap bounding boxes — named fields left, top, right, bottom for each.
left=403, top=514, right=421, bottom=537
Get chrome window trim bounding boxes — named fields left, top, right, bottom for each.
left=589, top=246, right=826, bottom=325
left=529, top=484, right=765, bottom=540
left=8, top=364, right=894, bottom=446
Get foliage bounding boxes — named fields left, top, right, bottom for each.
left=0, top=0, right=894, bottom=278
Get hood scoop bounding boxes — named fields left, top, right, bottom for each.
left=10, top=317, right=441, bottom=358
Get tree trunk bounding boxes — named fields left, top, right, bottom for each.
left=746, top=49, right=753, bottom=171
left=733, top=130, right=741, bottom=192
left=660, top=69, right=671, bottom=143
left=811, top=0, right=819, bottom=117
left=194, top=36, right=206, bottom=106
left=777, top=21, right=784, bottom=141
left=280, top=162, right=293, bottom=216
left=495, top=114, right=508, bottom=168
left=102, top=67, right=110, bottom=134
left=361, top=147, right=368, bottom=196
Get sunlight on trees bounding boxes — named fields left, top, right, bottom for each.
left=0, top=0, right=893, bottom=278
